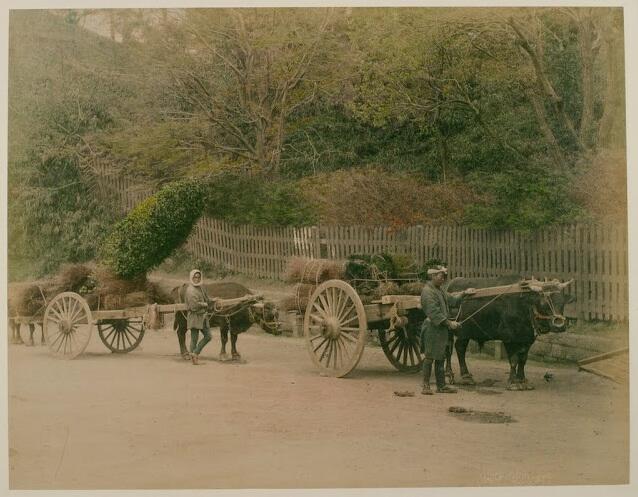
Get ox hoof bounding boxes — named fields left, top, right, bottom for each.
left=457, top=375, right=475, bottom=386
left=232, top=353, right=241, bottom=361
left=507, top=382, right=523, bottom=391
left=219, top=353, right=232, bottom=362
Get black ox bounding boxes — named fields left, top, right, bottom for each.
left=172, top=282, right=277, bottom=361
left=445, top=275, right=574, bottom=390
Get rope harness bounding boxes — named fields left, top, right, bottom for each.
left=176, top=285, right=260, bottom=334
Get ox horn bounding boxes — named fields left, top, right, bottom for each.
left=558, top=279, right=574, bottom=290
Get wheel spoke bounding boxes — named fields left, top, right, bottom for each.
left=121, top=328, right=131, bottom=348
left=48, top=306, right=65, bottom=323
left=335, top=289, right=345, bottom=322
left=64, top=298, right=74, bottom=323
left=329, top=290, right=339, bottom=317
left=329, top=340, right=337, bottom=368
left=325, top=340, right=335, bottom=367
left=313, top=336, right=329, bottom=353
left=338, top=303, right=355, bottom=324
left=410, top=342, right=417, bottom=364
left=390, top=336, right=402, bottom=355
left=309, top=313, right=325, bottom=324
left=317, top=293, right=331, bottom=318
left=385, top=331, right=400, bottom=346
left=320, top=338, right=332, bottom=363
left=339, top=326, right=361, bottom=333
left=122, top=327, right=135, bottom=348
left=312, top=302, right=328, bottom=319
left=49, top=330, right=64, bottom=349
left=340, top=332, right=357, bottom=344
left=337, top=337, right=346, bottom=367
left=339, top=313, right=358, bottom=327
left=69, top=298, right=82, bottom=323
left=104, top=327, right=116, bottom=346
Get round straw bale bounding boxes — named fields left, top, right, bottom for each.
left=285, top=257, right=344, bottom=284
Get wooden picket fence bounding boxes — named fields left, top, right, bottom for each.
left=186, top=220, right=628, bottom=322
left=91, top=168, right=628, bottom=321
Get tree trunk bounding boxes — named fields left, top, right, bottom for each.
left=527, top=89, right=565, bottom=167
left=509, top=16, right=585, bottom=152
left=578, top=10, right=597, bottom=148
left=597, top=9, right=626, bottom=149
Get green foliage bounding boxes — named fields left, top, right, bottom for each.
left=203, top=173, right=317, bottom=226
left=8, top=155, right=116, bottom=280
left=101, top=180, right=205, bottom=279
left=7, top=7, right=625, bottom=280
left=464, top=166, right=585, bottom=230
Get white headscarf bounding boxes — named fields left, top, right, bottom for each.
left=189, top=269, right=203, bottom=287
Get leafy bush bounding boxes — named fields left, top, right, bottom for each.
left=8, top=155, right=116, bottom=280
left=203, top=172, right=316, bottom=226
left=463, top=166, right=584, bottom=231
left=101, top=180, right=205, bottom=279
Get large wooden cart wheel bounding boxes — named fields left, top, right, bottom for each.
left=97, top=318, right=145, bottom=353
left=304, top=280, right=367, bottom=377
left=43, top=292, right=93, bottom=359
left=378, top=324, right=424, bottom=373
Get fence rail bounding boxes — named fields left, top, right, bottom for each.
left=92, top=168, right=628, bottom=321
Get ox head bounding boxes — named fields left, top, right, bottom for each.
left=250, top=301, right=282, bottom=335
left=526, top=279, right=574, bottom=334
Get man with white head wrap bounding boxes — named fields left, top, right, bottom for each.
left=185, top=269, right=212, bottom=365
left=420, top=265, right=475, bottom=394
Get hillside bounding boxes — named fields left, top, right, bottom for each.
left=7, top=8, right=627, bottom=279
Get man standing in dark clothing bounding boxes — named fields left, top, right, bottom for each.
left=420, top=266, right=474, bottom=394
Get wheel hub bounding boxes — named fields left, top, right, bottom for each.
left=322, top=316, right=341, bottom=339
left=58, top=320, right=73, bottom=334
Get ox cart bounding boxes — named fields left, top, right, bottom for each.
left=35, top=291, right=265, bottom=359
left=303, top=278, right=570, bottom=377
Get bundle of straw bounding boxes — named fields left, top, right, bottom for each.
left=284, top=257, right=344, bottom=285
left=55, top=263, right=94, bottom=293
left=372, top=281, right=401, bottom=300
left=279, top=283, right=317, bottom=313
left=398, top=281, right=425, bottom=296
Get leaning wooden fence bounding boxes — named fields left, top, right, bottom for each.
left=91, top=168, right=628, bottom=321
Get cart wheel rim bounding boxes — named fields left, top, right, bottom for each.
left=98, top=319, right=145, bottom=353
left=43, top=292, right=92, bottom=359
left=304, top=279, right=367, bottom=378
left=378, top=327, right=424, bottom=373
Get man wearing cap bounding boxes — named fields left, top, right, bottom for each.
left=420, top=265, right=475, bottom=394
left=185, top=269, right=212, bottom=365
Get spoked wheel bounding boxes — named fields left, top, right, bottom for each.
left=43, top=292, right=93, bottom=359
left=304, top=280, right=367, bottom=378
left=97, top=318, right=145, bottom=353
left=378, top=321, right=424, bottom=373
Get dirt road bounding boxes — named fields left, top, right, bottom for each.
left=8, top=323, right=628, bottom=489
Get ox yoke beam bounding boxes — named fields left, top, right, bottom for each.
left=376, top=279, right=564, bottom=307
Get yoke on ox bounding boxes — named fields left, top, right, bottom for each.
left=445, top=276, right=574, bottom=390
